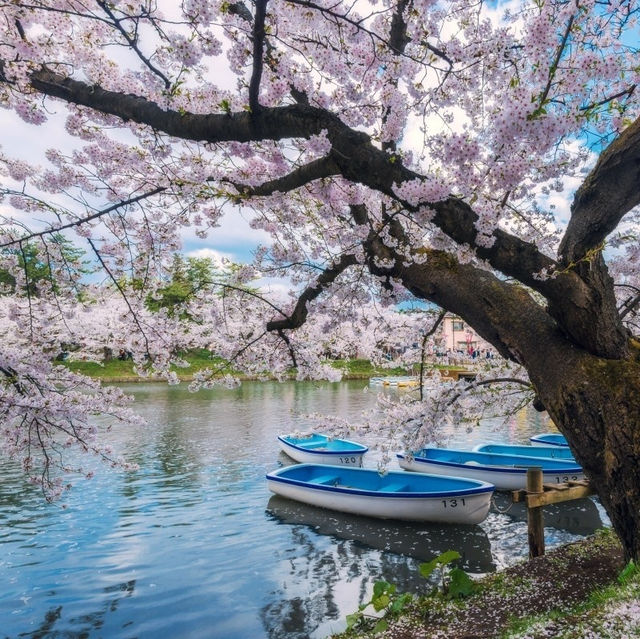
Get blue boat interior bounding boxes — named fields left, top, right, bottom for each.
left=271, top=464, right=491, bottom=494
left=283, top=433, right=327, bottom=446
left=531, top=433, right=568, bottom=446
left=474, top=444, right=574, bottom=460
left=281, top=434, right=366, bottom=452
left=297, top=441, right=331, bottom=450
left=410, top=448, right=581, bottom=470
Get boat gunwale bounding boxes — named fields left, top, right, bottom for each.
left=529, top=433, right=570, bottom=447
left=266, top=468, right=494, bottom=499
left=277, top=434, right=368, bottom=455
left=397, top=452, right=582, bottom=474
left=472, top=443, right=575, bottom=459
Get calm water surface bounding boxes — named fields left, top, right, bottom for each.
left=0, top=381, right=608, bottom=639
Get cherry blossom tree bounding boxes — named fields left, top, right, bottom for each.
left=1, top=0, right=640, bottom=559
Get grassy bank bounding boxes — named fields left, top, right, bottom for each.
left=61, top=351, right=433, bottom=382
left=333, top=528, right=639, bottom=639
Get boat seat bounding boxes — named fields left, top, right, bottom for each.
left=311, top=475, right=339, bottom=485
left=380, top=483, right=409, bottom=492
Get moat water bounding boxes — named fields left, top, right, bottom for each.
left=0, top=380, right=607, bottom=638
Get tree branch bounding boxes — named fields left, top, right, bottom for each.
left=266, top=253, right=358, bottom=331
left=419, top=308, right=447, bottom=400
left=381, top=0, right=410, bottom=154
left=15, top=62, right=624, bottom=354
left=96, top=0, right=172, bottom=89
left=533, top=13, right=575, bottom=115
left=446, top=376, right=533, bottom=407
left=276, top=328, right=297, bottom=368
left=249, top=0, right=268, bottom=112
left=365, top=240, right=566, bottom=369
left=17, top=65, right=556, bottom=293
left=220, top=155, right=341, bottom=198
left=23, top=66, right=330, bottom=142
left=559, top=115, right=640, bottom=264
left=0, top=187, right=166, bottom=249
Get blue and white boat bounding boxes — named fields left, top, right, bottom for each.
left=530, top=433, right=569, bottom=448
left=397, top=448, right=584, bottom=490
left=473, top=443, right=574, bottom=460
left=266, top=463, right=494, bottom=524
left=277, top=433, right=368, bottom=466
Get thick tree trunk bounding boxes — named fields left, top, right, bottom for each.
left=387, top=251, right=640, bottom=561
left=530, top=351, right=640, bottom=562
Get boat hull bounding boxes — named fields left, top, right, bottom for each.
left=266, top=464, right=493, bottom=524
left=397, top=449, right=584, bottom=491
left=278, top=433, right=367, bottom=466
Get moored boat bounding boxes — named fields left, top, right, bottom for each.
left=397, top=448, right=584, bottom=490
left=473, top=443, right=574, bottom=460
left=369, top=376, right=420, bottom=387
left=266, top=464, right=494, bottom=524
left=277, top=433, right=368, bottom=466
left=530, top=433, right=569, bottom=448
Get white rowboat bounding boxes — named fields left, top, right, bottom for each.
left=277, top=433, right=368, bottom=466
left=266, top=464, right=494, bottom=524
left=397, top=448, right=584, bottom=491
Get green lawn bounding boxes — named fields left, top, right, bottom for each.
left=61, top=352, right=421, bottom=381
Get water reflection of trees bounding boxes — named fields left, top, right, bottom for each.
left=18, top=580, right=136, bottom=639
left=261, top=497, right=494, bottom=638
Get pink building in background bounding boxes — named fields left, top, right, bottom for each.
left=437, top=314, right=493, bottom=356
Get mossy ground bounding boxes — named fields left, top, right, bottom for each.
left=334, top=530, right=637, bottom=639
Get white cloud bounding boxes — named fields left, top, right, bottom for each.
left=255, top=276, right=293, bottom=303
left=185, top=247, right=234, bottom=267
left=181, top=206, right=272, bottom=264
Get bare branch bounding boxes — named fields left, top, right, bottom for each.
left=580, top=84, right=637, bottom=112
left=86, top=238, right=152, bottom=354
left=96, top=0, right=172, bottom=89
left=419, top=308, right=447, bottom=400
left=0, top=187, right=166, bottom=249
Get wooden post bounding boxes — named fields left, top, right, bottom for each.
left=512, top=476, right=594, bottom=558
left=526, top=467, right=545, bottom=558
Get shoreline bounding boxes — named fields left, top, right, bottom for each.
left=96, top=373, right=376, bottom=384
left=333, top=530, right=634, bottom=639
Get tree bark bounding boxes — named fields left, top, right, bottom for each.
left=531, top=351, right=640, bottom=562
